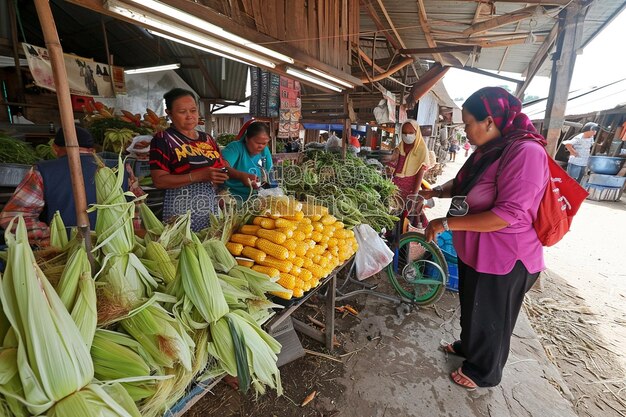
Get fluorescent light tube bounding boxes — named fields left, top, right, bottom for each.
left=123, top=0, right=294, bottom=64
left=305, top=67, right=354, bottom=88
left=285, top=67, right=343, bottom=92
left=124, top=63, right=180, bottom=74
left=148, top=30, right=249, bottom=66
left=106, top=1, right=277, bottom=68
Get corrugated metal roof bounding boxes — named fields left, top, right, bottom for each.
left=523, top=78, right=626, bottom=120
left=359, top=0, right=626, bottom=77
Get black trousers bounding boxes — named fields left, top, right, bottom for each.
left=458, top=259, right=539, bottom=387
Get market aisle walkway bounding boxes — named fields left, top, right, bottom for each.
left=335, top=288, right=577, bottom=417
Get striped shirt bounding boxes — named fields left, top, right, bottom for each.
left=149, top=128, right=224, bottom=174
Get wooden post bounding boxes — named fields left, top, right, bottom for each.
left=542, top=3, right=583, bottom=157
left=8, top=0, right=25, bottom=108
left=100, top=18, right=117, bottom=96
left=33, top=0, right=91, bottom=240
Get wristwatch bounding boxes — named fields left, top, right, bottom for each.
left=433, top=185, right=444, bottom=198
left=441, top=218, right=450, bottom=231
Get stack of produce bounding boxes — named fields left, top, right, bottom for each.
left=283, top=151, right=400, bottom=232
left=0, top=133, right=40, bottom=164
left=0, top=158, right=285, bottom=417
left=226, top=197, right=358, bottom=300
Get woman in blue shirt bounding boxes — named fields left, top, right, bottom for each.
left=223, top=121, right=273, bottom=201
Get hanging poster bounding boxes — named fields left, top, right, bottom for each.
left=22, top=43, right=125, bottom=97
left=278, top=76, right=301, bottom=139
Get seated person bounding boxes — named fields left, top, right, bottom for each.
left=222, top=120, right=274, bottom=201
left=0, top=126, right=141, bottom=246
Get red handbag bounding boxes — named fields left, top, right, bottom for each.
left=533, top=154, right=588, bottom=246
left=497, top=143, right=588, bottom=247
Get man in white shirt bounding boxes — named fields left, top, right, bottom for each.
left=562, top=122, right=599, bottom=182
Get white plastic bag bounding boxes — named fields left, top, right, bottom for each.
left=354, top=224, right=394, bottom=280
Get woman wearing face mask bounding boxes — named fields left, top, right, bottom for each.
left=388, top=120, right=430, bottom=218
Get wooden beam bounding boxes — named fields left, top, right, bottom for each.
left=542, top=3, right=584, bottom=156
left=66, top=0, right=363, bottom=87
left=439, top=36, right=546, bottom=48
left=416, top=1, right=444, bottom=65
left=453, top=0, right=569, bottom=4
left=400, top=45, right=477, bottom=55
left=8, top=0, right=24, bottom=105
left=355, top=46, right=385, bottom=74
left=360, top=0, right=400, bottom=50
left=376, top=0, right=406, bottom=48
left=516, top=24, right=558, bottom=98
left=360, top=58, right=415, bottom=83
left=462, top=5, right=542, bottom=36
left=455, top=66, right=524, bottom=84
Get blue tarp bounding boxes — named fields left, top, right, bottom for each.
left=303, top=123, right=367, bottom=134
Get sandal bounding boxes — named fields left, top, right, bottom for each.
left=450, top=368, right=478, bottom=390
left=440, top=340, right=464, bottom=358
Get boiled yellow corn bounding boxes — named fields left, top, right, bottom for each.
left=241, top=246, right=267, bottom=263
left=255, top=238, right=289, bottom=260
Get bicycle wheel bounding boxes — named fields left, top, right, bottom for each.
left=385, top=231, right=447, bottom=306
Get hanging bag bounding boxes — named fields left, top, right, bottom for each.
left=533, top=155, right=588, bottom=246
left=497, top=142, right=588, bottom=247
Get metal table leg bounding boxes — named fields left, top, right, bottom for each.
left=325, top=273, right=336, bottom=351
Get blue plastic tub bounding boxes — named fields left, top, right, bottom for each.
left=436, top=231, right=459, bottom=291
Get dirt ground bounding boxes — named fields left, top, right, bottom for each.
left=187, top=152, right=626, bottom=417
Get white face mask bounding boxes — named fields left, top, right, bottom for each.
left=402, top=134, right=416, bottom=144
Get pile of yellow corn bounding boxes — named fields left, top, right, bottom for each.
left=226, top=202, right=358, bottom=300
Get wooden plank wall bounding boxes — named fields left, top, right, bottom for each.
left=230, top=0, right=358, bottom=72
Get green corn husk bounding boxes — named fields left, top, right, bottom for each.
left=143, top=240, right=176, bottom=284
left=177, top=240, right=228, bottom=324
left=206, top=317, right=238, bottom=378
left=139, top=369, right=177, bottom=417
left=70, top=272, right=98, bottom=348
left=97, top=253, right=159, bottom=316
left=202, top=239, right=237, bottom=273
left=244, top=298, right=283, bottom=325
left=46, top=383, right=141, bottom=417
left=207, top=310, right=282, bottom=396
left=91, top=162, right=136, bottom=256
left=56, top=243, right=91, bottom=311
left=228, top=265, right=288, bottom=297
left=49, top=211, right=68, bottom=250
left=0, top=348, right=28, bottom=417
left=227, top=316, right=251, bottom=394
left=228, top=310, right=282, bottom=396
left=217, top=272, right=249, bottom=290
left=91, top=330, right=157, bottom=402
left=120, top=301, right=195, bottom=372
left=158, top=213, right=192, bottom=251
left=0, top=217, right=93, bottom=415
left=219, top=279, right=259, bottom=307
left=138, top=203, right=164, bottom=238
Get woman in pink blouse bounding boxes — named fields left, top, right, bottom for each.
left=421, top=87, right=549, bottom=389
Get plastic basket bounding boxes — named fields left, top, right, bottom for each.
left=0, top=163, right=31, bottom=187
left=435, top=231, right=459, bottom=291
left=446, top=261, right=459, bottom=292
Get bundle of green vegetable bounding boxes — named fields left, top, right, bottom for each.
left=283, top=151, right=400, bottom=232
left=0, top=134, right=40, bottom=164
